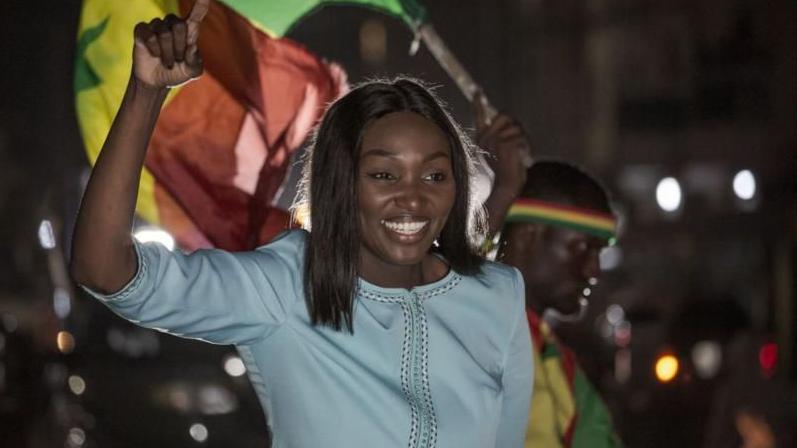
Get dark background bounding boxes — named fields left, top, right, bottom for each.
left=1, top=0, right=796, bottom=446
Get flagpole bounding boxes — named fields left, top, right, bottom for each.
left=415, top=23, right=533, bottom=167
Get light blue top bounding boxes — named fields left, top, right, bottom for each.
left=82, top=230, right=533, bottom=448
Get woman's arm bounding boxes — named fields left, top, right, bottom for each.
left=70, top=0, right=209, bottom=293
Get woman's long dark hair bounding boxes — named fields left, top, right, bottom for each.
left=293, top=77, right=486, bottom=332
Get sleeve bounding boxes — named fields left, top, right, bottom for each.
left=79, top=231, right=303, bottom=345
left=494, top=268, right=534, bottom=447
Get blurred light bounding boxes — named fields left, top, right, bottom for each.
left=582, top=288, right=592, bottom=297
left=168, top=385, right=192, bottom=413
left=599, top=246, right=622, bottom=271
left=656, top=177, right=682, bottom=212
left=133, top=227, right=175, bottom=251
left=613, top=321, right=632, bottom=347
left=223, top=355, right=246, bottom=377
left=733, top=169, right=756, bottom=200
left=53, top=287, right=72, bottom=319
left=68, top=375, right=86, bottom=395
left=759, top=343, right=777, bottom=377
left=615, top=348, right=632, bottom=384
left=588, top=277, right=598, bottom=286
left=606, top=304, right=625, bottom=325
left=198, top=384, right=238, bottom=415
left=107, top=326, right=160, bottom=357
left=655, top=354, right=679, bottom=383
left=2, top=314, right=18, bottom=333
left=359, top=19, right=387, bottom=65
left=38, top=219, right=56, bottom=249
left=67, top=427, right=86, bottom=447
left=189, top=423, right=209, bottom=442
left=691, top=340, right=722, bottom=379
left=57, top=331, right=75, bottom=354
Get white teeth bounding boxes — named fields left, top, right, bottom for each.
left=382, top=220, right=429, bottom=235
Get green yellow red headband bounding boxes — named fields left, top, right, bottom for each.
left=505, top=198, right=617, bottom=243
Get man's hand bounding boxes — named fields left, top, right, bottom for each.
left=474, top=93, right=530, bottom=199
left=132, top=0, right=210, bottom=89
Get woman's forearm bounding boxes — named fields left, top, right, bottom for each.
left=70, top=77, right=168, bottom=293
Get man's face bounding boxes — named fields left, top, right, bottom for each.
left=501, top=223, right=607, bottom=315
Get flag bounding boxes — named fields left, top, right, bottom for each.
left=75, top=0, right=348, bottom=251
left=219, top=0, right=427, bottom=37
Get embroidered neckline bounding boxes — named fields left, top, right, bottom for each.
left=357, top=272, right=461, bottom=303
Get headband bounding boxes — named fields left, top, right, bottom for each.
left=505, top=198, right=617, bottom=243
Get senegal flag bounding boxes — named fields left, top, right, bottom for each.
left=75, top=0, right=425, bottom=251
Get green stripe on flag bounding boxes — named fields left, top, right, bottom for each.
left=220, top=0, right=427, bottom=37
left=74, top=16, right=109, bottom=93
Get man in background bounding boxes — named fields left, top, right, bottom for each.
left=478, top=100, right=623, bottom=448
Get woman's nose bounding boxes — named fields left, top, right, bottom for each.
left=394, top=180, right=423, bottom=211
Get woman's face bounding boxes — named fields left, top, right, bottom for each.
left=357, top=111, right=456, bottom=273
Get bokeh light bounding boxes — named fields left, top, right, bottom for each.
left=656, top=177, right=682, bottom=212
left=57, top=330, right=75, bottom=354
left=223, top=355, right=246, bottom=377
left=732, top=169, right=756, bottom=200
left=189, top=423, right=209, bottom=442
left=655, top=354, right=679, bottom=383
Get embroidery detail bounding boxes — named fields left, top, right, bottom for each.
left=358, top=276, right=456, bottom=448
left=401, top=295, right=437, bottom=448
left=358, top=274, right=461, bottom=303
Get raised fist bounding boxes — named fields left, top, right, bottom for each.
left=132, top=0, right=209, bottom=89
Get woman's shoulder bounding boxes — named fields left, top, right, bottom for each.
left=468, top=260, right=522, bottom=291
left=253, top=229, right=308, bottom=256
left=454, top=260, right=524, bottom=306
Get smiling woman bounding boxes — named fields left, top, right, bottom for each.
left=294, top=79, right=486, bottom=331
left=68, top=3, right=532, bottom=444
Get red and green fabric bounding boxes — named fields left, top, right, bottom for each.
left=525, top=310, right=623, bottom=448
left=218, top=0, right=427, bottom=37
left=75, top=0, right=425, bottom=251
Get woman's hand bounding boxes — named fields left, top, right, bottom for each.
left=132, top=0, right=209, bottom=89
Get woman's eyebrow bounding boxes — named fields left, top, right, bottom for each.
left=423, top=150, right=450, bottom=162
left=360, top=148, right=399, bottom=159
left=360, top=148, right=451, bottom=162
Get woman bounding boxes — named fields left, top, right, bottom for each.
left=69, top=1, right=533, bottom=446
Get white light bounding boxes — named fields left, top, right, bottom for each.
left=68, top=375, right=86, bottom=395
left=733, top=169, right=756, bottom=200
left=189, top=423, right=209, bottom=442
left=599, top=246, right=623, bottom=271
left=67, top=428, right=86, bottom=447
left=53, top=287, right=71, bottom=319
left=656, top=177, right=682, bottom=212
left=38, top=219, right=56, bottom=249
left=223, top=355, right=246, bottom=377
left=582, top=288, right=592, bottom=297
left=133, top=227, right=175, bottom=251
left=692, top=340, right=722, bottom=379
left=606, top=304, right=625, bottom=325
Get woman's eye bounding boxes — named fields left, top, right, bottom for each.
left=369, top=172, right=395, bottom=181
left=424, top=172, right=447, bottom=182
